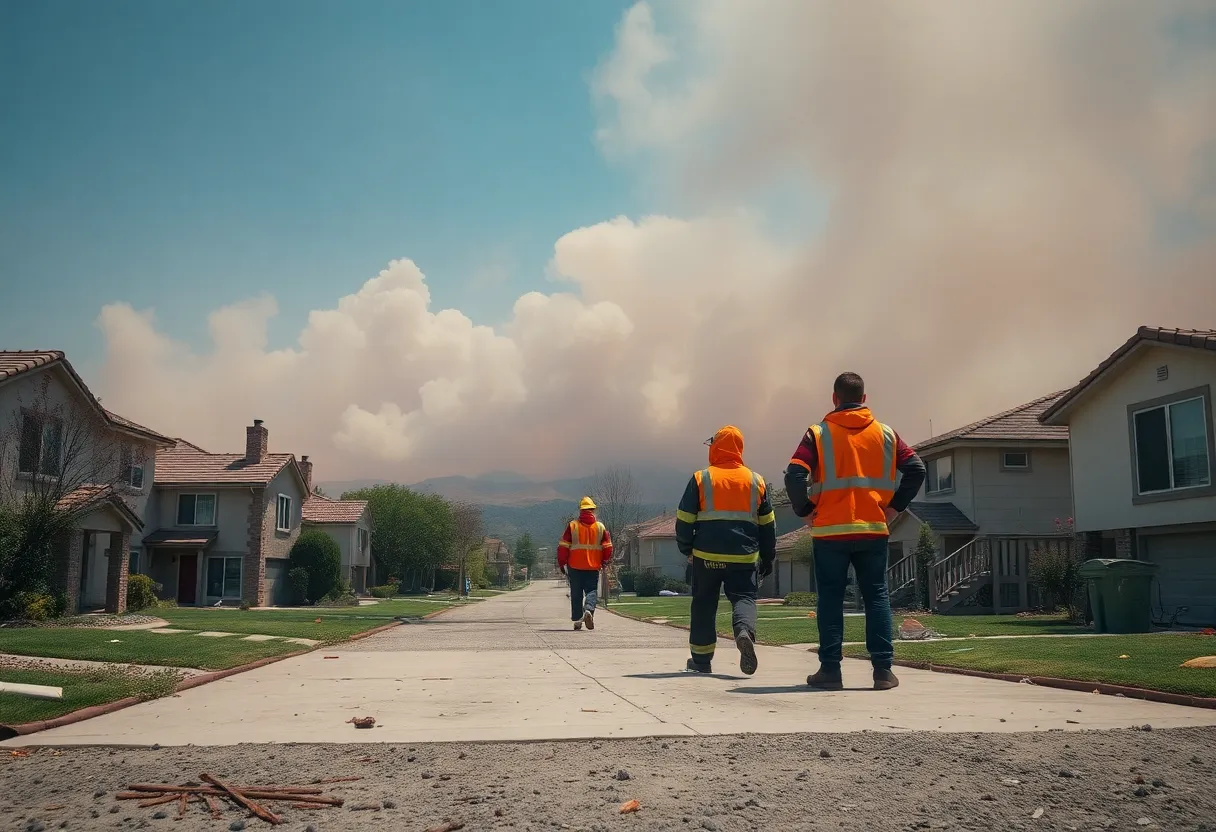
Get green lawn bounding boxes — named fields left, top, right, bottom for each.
left=609, top=595, right=1088, bottom=645
left=154, top=597, right=459, bottom=641
left=0, top=629, right=302, bottom=670
left=0, top=666, right=179, bottom=725
left=843, top=634, right=1216, bottom=698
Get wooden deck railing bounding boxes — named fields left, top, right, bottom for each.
left=931, top=537, right=992, bottom=602
left=886, top=554, right=918, bottom=594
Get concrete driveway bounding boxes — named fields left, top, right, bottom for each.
left=7, top=580, right=1215, bottom=746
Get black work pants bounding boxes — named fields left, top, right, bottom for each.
left=688, top=557, right=757, bottom=667
left=567, top=567, right=600, bottom=621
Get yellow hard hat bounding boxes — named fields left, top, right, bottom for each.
left=579, top=496, right=597, bottom=511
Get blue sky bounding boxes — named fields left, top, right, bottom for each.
left=0, top=0, right=639, bottom=373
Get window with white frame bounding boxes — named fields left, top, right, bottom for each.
left=1002, top=450, right=1030, bottom=470
left=206, top=556, right=242, bottom=599
left=358, top=527, right=369, bottom=555
left=1132, top=394, right=1212, bottom=495
left=276, top=494, right=293, bottom=532
left=925, top=454, right=954, bottom=494
left=177, top=493, right=217, bottom=526
left=120, top=444, right=145, bottom=489
left=18, top=411, right=63, bottom=476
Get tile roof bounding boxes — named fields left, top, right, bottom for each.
left=142, top=529, right=218, bottom=548
left=171, top=438, right=209, bottom=453
left=0, top=350, right=63, bottom=381
left=914, top=390, right=1070, bottom=453
left=302, top=495, right=368, bottom=524
left=634, top=514, right=677, bottom=539
left=1041, top=326, right=1216, bottom=425
left=906, top=501, right=979, bottom=532
left=775, top=526, right=811, bottom=551
left=56, top=484, right=144, bottom=530
left=0, top=351, right=172, bottom=445
left=154, top=447, right=299, bottom=486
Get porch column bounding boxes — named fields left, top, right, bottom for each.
left=244, top=486, right=268, bottom=606
left=51, top=528, right=86, bottom=616
left=105, top=531, right=131, bottom=614
left=1074, top=531, right=1102, bottom=560
left=1114, top=528, right=1136, bottom=559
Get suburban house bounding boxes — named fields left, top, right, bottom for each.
left=301, top=480, right=372, bottom=594
left=1040, top=326, right=1216, bottom=627
left=0, top=351, right=174, bottom=614
left=883, top=390, right=1076, bottom=612
left=139, top=421, right=310, bottom=608
left=483, top=537, right=512, bottom=584
left=759, top=527, right=813, bottom=599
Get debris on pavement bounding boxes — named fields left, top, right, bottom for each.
left=620, top=799, right=641, bottom=814
left=347, top=716, right=376, bottom=729
left=423, top=822, right=465, bottom=832
left=117, top=775, right=347, bottom=825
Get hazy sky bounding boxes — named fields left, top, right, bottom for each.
left=3, top=1, right=1214, bottom=483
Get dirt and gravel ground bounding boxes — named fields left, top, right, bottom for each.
left=4, top=728, right=1214, bottom=832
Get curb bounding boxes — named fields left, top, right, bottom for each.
left=882, top=659, right=1216, bottom=710
left=0, top=603, right=470, bottom=741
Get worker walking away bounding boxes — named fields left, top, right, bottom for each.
left=677, top=425, right=776, bottom=675
left=784, top=372, right=926, bottom=691
left=557, top=497, right=613, bottom=630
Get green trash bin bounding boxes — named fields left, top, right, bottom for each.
left=1078, top=558, right=1159, bottom=634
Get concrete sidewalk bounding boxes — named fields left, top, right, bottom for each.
left=5, top=581, right=1214, bottom=747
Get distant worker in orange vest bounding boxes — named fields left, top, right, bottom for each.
left=557, top=496, right=613, bottom=631
left=677, top=425, right=777, bottom=675
left=785, top=372, right=926, bottom=691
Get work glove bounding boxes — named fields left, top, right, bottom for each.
left=758, top=559, right=774, bottom=579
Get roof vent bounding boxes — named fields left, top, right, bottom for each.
left=1156, top=365, right=1169, bottom=382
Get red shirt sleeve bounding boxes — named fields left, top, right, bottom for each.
left=789, top=428, right=819, bottom=473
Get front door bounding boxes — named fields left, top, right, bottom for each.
left=177, top=553, right=198, bottom=605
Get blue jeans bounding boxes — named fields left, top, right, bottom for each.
left=813, top=537, right=893, bottom=671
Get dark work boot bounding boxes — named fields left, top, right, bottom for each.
left=573, top=621, right=582, bottom=631
left=685, top=658, right=712, bottom=673
left=807, top=666, right=844, bottom=691
left=873, top=669, right=900, bottom=691
left=735, top=631, right=758, bottom=676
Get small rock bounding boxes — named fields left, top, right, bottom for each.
left=616, top=770, right=632, bottom=781
left=1033, top=808, right=1044, bottom=819
left=459, top=752, right=467, bottom=759
left=1141, top=724, right=1152, bottom=731
left=306, top=826, right=318, bottom=832
left=533, top=789, right=541, bottom=795
left=421, top=772, right=434, bottom=779
left=152, top=812, right=168, bottom=820
left=58, top=823, right=68, bottom=830
left=820, top=749, right=833, bottom=758
left=108, top=807, right=120, bottom=815
left=495, top=808, right=505, bottom=818
left=1137, top=820, right=1153, bottom=827
left=1058, top=770, right=1077, bottom=778
left=980, top=795, right=995, bottom=802
left=999, top=718, right=1006, bottom=723
left=150, top=744, right=160, bottom=750
left=89, top=812, right=99, bottom=820
left=383, top=799, right=397, bottom=809
left=93, top=789, right=106, bottom=799
left=701, top=820, right=720, bottom=832
left=1134, top=786, right=1150, bottom=798
left=1134, top=775, right=1146, bottom=784
left=228, top=822, right=246, bottom=832
left=25, top=822, right=46, bottom=832
left=407, top=755, right=417, bottom=762
left=1151, top=779, right=1166, bottom=788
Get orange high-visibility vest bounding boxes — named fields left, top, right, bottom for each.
left=808, top=417, right=898, bottom=538
left=566, top=520, right=608, bottom=570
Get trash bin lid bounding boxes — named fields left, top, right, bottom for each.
left=1078, top=557, right=1159, bottom=576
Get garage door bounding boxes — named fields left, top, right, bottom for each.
left=1142, top=532, right=1216, bottom=627
left=264, top=558, right=291, bottom=607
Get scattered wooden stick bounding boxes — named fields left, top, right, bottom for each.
left=424, top=823, right=465, bottom=832
left=125, top=784, right=323, bottom=795
left=311, top=776, right=363, bottom=785
left=204, top=794, right=223, bottom=819
left=136, top=794, right=182, bottom=808
left=177, top=793, right=188, bottom=818
left=200, top=774, right=282, bottom=826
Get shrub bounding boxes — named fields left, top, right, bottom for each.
left=288, top=531, right=342, bottom=603
left=16, top=591, right=57, bottom=621
left=127, top=574, right=161, bottom=612
left=634, top=571, right=665, bottom=597
left=287, top=567, right=311, bottom=604
left=662, top=578, right=690, bottom=595
left=369, top=584, right=397, bottom=599
left=1029, top=543, right=1085, bottom=622
left=157, top=598, right=178, bottom=609
left=433, top=570, right=456, bottom=591
left=319, top=579, right=358, bottom=607
left=618, top=569, right=636, bottom=593
left=783, top=592, right=818, bottom=608
left=238, top=599, right=251, bottom=611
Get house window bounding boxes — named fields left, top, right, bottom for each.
left=358, top=527, right=369, bottom=554
left=177, top=493, right=217, bottom=526
left=120, top=444, right=145, bottom=489
left=276, top=494, right=293, bottom=532
left=206, top=556, right=242, bottom=599
left=925, top=454, right=954, bottom=494
left=129, top=549, right=140, bottom=575
left=1001, top=451, right=1030, bottom=470
left=18, top=412, right=63, bottom=476
left=1132, top=394, right=1212, bottom=494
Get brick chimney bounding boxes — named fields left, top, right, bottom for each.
left=245, top=419, right=268, bottom=464
left=299, top=455, right=313, bottom=493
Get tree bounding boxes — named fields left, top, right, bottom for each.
left=0, top=376, right=141, bottom=618
left=449, top=501, right=485, bottom=595
left=913, top=523, right=938, bottom=610
left=342, top=484, right=456, bottom=592
left=288, top=530, right=342, bottom=603
left=588, top=466, right=643, bottom=544
left=513, top=532, right=538, bottom=571
left=312, top=485, right=328, bottom=497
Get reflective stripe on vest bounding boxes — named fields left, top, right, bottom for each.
left=698, top=468, right=761, bottom=523
left=807, top=422, right=897, bottom=498
left=568, top=521, right=605, bottom=550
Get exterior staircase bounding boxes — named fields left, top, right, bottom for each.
left=932, top=537, right=993, bottom=613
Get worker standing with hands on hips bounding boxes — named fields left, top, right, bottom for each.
left=784, top=372, right=926, bottom=691
left=557, top=497, right=613, bottom=631
left=677, top=425, right=777, bottom=675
